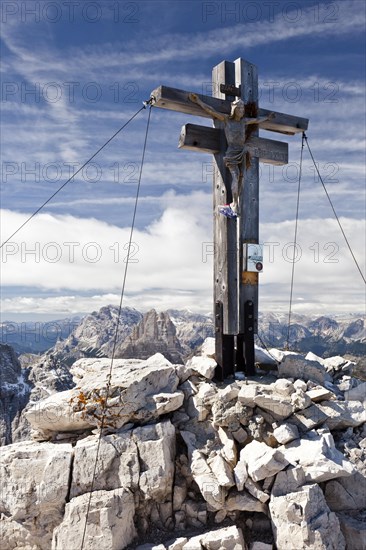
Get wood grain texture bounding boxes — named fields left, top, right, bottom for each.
left=179, top=124, right=288, bottom=165
left=151, top=85, right=308, bottom=134
left=212, top=60, right=238, bottom=335
left=235, top=58, right=259, bottom=334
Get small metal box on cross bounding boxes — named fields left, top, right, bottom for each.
left=150, top=58, right=309, bottom=380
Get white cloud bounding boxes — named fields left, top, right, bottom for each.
left=0, top=197, right=212, bottom=290
left=1, top=203, right=364, bottom=317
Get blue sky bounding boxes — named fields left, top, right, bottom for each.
left=0, top=0, right=365, bottom=320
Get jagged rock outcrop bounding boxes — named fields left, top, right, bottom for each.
left=51, top=306, right=143, bottom=365
left=270, top=483, right=346, bottom=549
left=1, top=338, right=365, bottom=549
left=25, top=354, right=184, bottom=438
left=2, top=351, right=75, bottom=444
left=0, top=344, right=31, bottom=445
left=117, top=309, right=185, bottom=364
left=167, top=309, right=215, bottom=355
left=0, top=440, right=73, bottom=549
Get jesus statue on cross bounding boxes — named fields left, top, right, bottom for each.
left=189, top=93, right=274, bottom=218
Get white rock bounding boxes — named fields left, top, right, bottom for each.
left=167, top=539, right=188, bottom=550
left=293, top=379, right=307, bottom=391
left=0, top=515, right=42, bottom=550
left=186, top=355, right=217, bottom=379
left=253, top=393, right=294, bottom=420
left=240, top=440, right=289, bottom=482
left=0, top=440, right=73, bottom=550
left=281, top=429, right=355, bottom=483
left=175, top=364, right=193, bottom=383
left=238, top=384, right=258, bottom=406
left=26, top=356, right=180, bottom=433
left=200, top=337, right=216, bottom=358
left=218, top=383, right=239, bottom=402
left=208, top=454, right=235, bottom=488
left=190, top=450, right=226, bottom=510
left=153, top=391, right=184, bottom=414
left=325, top=470, right=366, bottom=511
left=133, top=420, right=176, bottom=501
left=225, top=490, right=267, bottom=514
left=182, top=536, right=202, bottom=550
left=190, top=395, right=209, bottom=421
left=273, top=378, right=295, bottom=396
left=319, top=400, right=366, bottom=430
left=25, top=389, right=93, bottom=435
left=290, top=388, right=312, bottom=411
left=305, top=351, right=326, bottom=365
left=173, top=484, right=187, bottom=512
left=234, top=459, right=248, bottom=491
left=271, top=465, right=306, bottom=497
left=337, top=512, right=366, bottom=550
left=244, top=477, right=270, bottom=503
left=323, top=355, right=348, bottom=371
left=70, top=422, right=174, bottom=508
left=270, top=483, right=345, bottom=550
left=290, top=403, right=328, bottom=433
left=273, top=423, right=299, bottom=444
left=198, top=382, right=217, bottom=401
left=192, top=381, right=217, bottom=419
left=70, top=431, right=139, bottom=498
left=218, top=427, right=237, bottom=467
left=255, top=346, right=277, bottom=366
left=279, top=354, right=332, bottom=385
left=268, top=348, right=298, bottom=362
left=344, top=381, right=366, bottom=403
left=52, top=488, right=136, bottom=550
left=306, top=387, right=333, bottom=402
left=201, top=525, right=246, bottom=548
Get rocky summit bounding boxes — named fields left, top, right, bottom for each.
left=0, top=338, right=365, bottom=550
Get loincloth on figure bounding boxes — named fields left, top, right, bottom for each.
left=224, top=146, right=251, bottom=172
left=224, top=148, right=245, bottom=168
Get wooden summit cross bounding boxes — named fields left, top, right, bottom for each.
left=151, top=58, right=309, bottom=380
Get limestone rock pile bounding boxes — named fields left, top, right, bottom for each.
left=0, top=339, right=365, bottom=550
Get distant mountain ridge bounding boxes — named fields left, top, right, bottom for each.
left=0, top=316, right=81, bottom=354
left=1, top=307, right=365, bottom=360
left=258, top=312, right=365, bottom=357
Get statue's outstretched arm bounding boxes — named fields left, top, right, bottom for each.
left=189, top=93, right=226, bottom=122
left=246, top=112, right=275, bottom=125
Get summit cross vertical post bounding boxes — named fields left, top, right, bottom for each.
left=212, top=59, right=260, bottom=378
left=150, top=57, right=308, bottom=380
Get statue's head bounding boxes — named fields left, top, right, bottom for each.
left=230, top=99, right=245, bottom=118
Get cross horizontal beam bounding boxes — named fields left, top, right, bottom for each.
left=151, top=85, right=309, bottom=135
left=178, top=123, right=288, bottom=165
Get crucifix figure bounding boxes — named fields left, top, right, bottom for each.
left=150, top=58, right=308, bottom=380
left=188, top=93, right=274, bottom=217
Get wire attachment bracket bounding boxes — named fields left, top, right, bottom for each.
left=143, top=96, right=156, bottom=108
